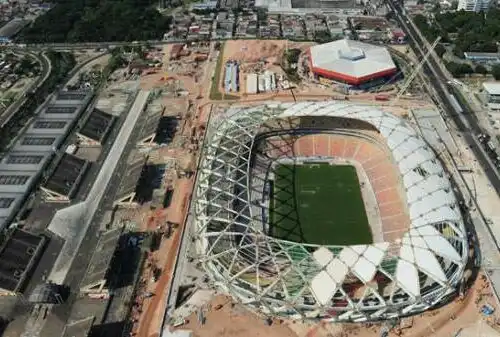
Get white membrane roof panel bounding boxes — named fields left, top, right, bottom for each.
left=313, top=247, right=334, bottom=267
left=326, top=258, right=349, bottom=283
left=413, top=247, right=447, bottom=283
left=311, top=270, right=337, bottom=305
left=400, top=244, right=415, bottom=263
left=396, top=259, right=420, bottom=298
left=353, top=256, right=377, bottom=283
left=339, top=247, right=360, bottom=267
left=364, top=245, right=386, bottom=265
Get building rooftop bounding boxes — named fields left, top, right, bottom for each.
left=56, top=91, right=90, bottom=102
left=0, top=19, right=30, bottom=39
left=80, top=227, right=122, bottom=293
left=464, top=51, right=500, bottom=59
left=309, top=39, right=396, bottom=81
left=349, top=16, right=390, bottom=31
left=136, top=104, right=164, bottom=143
left=0, top=89, right=92, bottom=229
left=77, top=108, right=114, bottom=144
left=114, top=151, right=147, bottom=205
left=0, top=229, right=45, bottom=294
left=483, top=82, right=500, bottom=95
left=61, top=317, right=95, bottom=337
left=42, top=154, right=89, bottom=201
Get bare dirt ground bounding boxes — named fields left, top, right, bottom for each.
left=129, top=42, right=211, bottom=337
left=223, top=40, right=314, bottom=64
left=170, top=272, right=500, bottom=337
left=224, top=40, right=285, bottom=64
left=126, top=40, right=481, bottom=337
left=220, top=40, right=314, bottom=99
left=174, top=295, right=297, bottom=337
left=133, top=177, right=193, bottom=337
left=66, top=53, right=110, bottom=88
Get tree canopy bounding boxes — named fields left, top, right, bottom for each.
left=413, top=14, right=448, bottom=43
left=492, top=64, right=500, bottom=80
left=19, top=0, right=172, bottom=43
left=434, top=10, right=500, bottom=57
left=445, top=61, right=473, bottom=78
left=475, top=64, right=488, bottom=75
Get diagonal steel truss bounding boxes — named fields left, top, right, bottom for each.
left=191, top=102, right=468, bottom=322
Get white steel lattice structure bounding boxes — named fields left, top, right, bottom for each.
left=193, top=102, right=468, bottom=322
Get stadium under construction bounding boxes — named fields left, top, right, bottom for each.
left=190, top=101, right=469, bottom=322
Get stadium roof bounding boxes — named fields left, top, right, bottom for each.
left=42, top=153, right=90, bottom=201
left=0, top=229, right=45, bottom=294
left=309, top=39, right=396, bottom=84
left=194, top=101, right=468, bottom=321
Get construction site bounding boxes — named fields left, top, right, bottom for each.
left=135, top=39, right=500, bottom=337
left=1, top=35, right=500, bottom=337
left=153, top=39, right=500, bottom=337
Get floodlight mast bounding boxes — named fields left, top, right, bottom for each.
left=390, top=36, right=441, bottom=106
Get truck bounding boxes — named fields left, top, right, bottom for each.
left=375, top=94, right=389, bottom=101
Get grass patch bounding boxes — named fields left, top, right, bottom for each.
left=209, top=42, right=239, bottom=101
left=269, top=163, right=372, bottom=246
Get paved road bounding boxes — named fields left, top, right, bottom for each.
left=0, top=51, right=51, bottom=127
left=387, top=0, right=500, bottom=196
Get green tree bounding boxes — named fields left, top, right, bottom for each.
left=435, top=9, right=500, bottom=58
left=475, top=64, right=488, bottom=75
left=15, top=56, right=36, bottom=75
left=435, top=44, right=446, bottom=58
left=492, top=64, right=500, bottom=80
left=19, top=0, right=173, bottom=43
left=446, top=61, right=473, bottom=78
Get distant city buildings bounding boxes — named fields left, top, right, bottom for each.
left=160, top=0, right=404, bottom=45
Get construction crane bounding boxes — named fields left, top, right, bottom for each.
left=390, top=36, right=441, bottom=106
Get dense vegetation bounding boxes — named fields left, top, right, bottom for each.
left=493, top=65, right=500, bottom=80
left=281, top=49, right=301, bottom=83
left=444, top=61, right=473, bottom=78
left=19, top=0, right=172, bottom=43
left=413, top=14, right=447, bottom=44
left=436, top=10, right=500, bottom=57
left=414, top=10, right=500, bottom=57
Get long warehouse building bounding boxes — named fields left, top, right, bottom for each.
left=0, top=90, right=92, bottom=229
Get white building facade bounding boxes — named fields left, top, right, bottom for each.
left=483, top=82, right=500, bottom=110
left=457, top=0, right=493, bottom=12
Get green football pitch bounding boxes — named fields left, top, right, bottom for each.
left=269, top=163, right=372, bottom=246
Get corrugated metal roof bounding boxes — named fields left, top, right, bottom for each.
left=247, top=73, right=258, bottom=94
